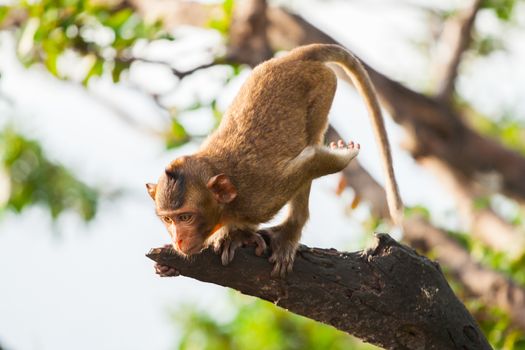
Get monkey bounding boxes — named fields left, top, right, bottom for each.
left=147, top=43, right=403, bottom=278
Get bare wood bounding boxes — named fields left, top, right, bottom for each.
left=147, top=234, right=490, bottom=350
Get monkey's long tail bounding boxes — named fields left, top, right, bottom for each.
left=296, top=44, right=404, bottom=226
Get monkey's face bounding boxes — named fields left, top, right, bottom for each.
left=156, top=207, right=220, bottom=256
left=146, top=170, right=237, bottom=256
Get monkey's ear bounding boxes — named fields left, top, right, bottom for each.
left=145, top=183, right=157, bottom=200
left=207, top=174, right=237, bottom=203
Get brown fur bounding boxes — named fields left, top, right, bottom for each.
left=147, top=44, right=403, bottom=277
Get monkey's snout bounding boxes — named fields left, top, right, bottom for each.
left=174, top=239, right=200, bottom=256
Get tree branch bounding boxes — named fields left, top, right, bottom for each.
left=147, top=234, right=490, bottom=350
left=421, top=157, right=525, bottom=258
left=404, top=217, right=525, bottom=331
left=329, top=126, right=525, bottom=331
left=433, top=0, right=482, bottom=102
left=226, top=0, right=272, bottom=67
left=131, top=0, right=525, bottom=334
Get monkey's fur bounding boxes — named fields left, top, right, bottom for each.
left=147, top=44, right=403, bottom=277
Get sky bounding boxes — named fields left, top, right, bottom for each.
left=0, top=1, right=524, bottom=349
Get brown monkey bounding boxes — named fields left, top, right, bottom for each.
left=147, top=44, right=403, bottom=278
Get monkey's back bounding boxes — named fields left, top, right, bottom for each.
left=206, top=56, right=335, bottom=164
left=199, top=55, right=337, bottom=222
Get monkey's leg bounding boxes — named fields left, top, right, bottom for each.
left=210, top=226, right=267, bottom=266
left=287, top=140, right=360, bottom=179
left=264, top=182, right=311, bottom=278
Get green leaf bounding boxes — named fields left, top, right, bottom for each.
left=0, top=127, right=99, bottom=222
left=165, top=118, right=189, bottom=149
left=207, top=0, right=234, bottom=35
left=482, top=0, right=517, bottom=21
left=473, top=196, right=491, bottom=210
left=83, top=57, right=104, bottom=85
left=0, top=6, right=10, bottom=24
left=172, top=294, right=379, bottom=350
left=104, top=8, right=133, bottom=30
left=111, top=59, right=129, bottom=83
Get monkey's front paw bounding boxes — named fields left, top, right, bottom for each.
left=329, top=140, right=360, bottom=160
left=216, top=230, right=267, bottom=266
left=154, top=263, right=180, bottom=277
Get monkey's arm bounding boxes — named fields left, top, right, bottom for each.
left=147, top=234, right=490, bottom=350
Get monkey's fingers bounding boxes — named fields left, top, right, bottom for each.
left=154, top=263, right=180, bottom=277
left=162, top=243, right=175, bottom=252
left=269, top=249, right=295, bottom=278
left=270, top=256, right=294, bottom=278
left=221, top=238, right=243, bottom=266
left=246, top=233, right=267, bottom=256
left=220, top=239, right=232, bottom=266
left=347, top=141, right=360, bottom=150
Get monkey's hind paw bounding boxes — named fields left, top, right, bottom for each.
left=264, top=234, right=298, bottom=278
left=329, top=139, right=360, bottom=159
left=218, top=229, right=267, bottom=266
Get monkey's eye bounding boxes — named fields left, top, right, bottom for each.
left=177, top=214, right=193, bottom=222
left=162, top=216, right=173, bottom=224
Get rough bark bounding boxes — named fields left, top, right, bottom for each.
left=328, top=126, right=525, bottom=331
left=147, top=234, right=491, bottom=350
left=404, top=217, right=525, bottom=331
left=133, top=0, right=525, bottom=337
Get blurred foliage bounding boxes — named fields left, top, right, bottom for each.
left=404, top=205, right=431, bottom=221
left=482, top=0, right=518, bottom=21
left=446, top=229, right=525, bottom=287
left=1, top=0, right=171, bottom=85
left=1, top=0, right=525, bottom=348
left=446, top=273, right=525, bottom=350
left=470, top=113, right=525, bottom=156
left=439, top=228, right=525, bottom=349
left=173, top=294, right=378, bottom=350
left=0, top=127, right=98, bottom=221
left=163, top=63, right=243, bottom=150
left=471, top=34, right=506, bottom=57
left=471, top=0, right=522, bottom=56
left=208, top=0, right=234, bottom=35
left=165, top=116, right=190, bottom=150
left=457, top=286, right=525, bottom=350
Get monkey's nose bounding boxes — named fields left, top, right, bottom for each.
left=177, top=239, right=183, bottom=250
